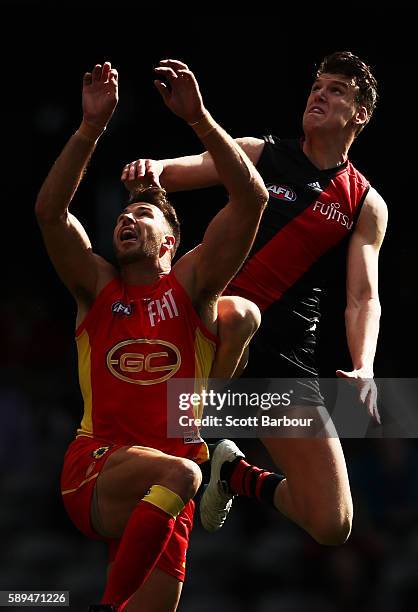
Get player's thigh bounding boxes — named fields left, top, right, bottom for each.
left=98, top=446, right=166, bottom=502
left=123, top=567, right=182, bottom=612
left=94, top=446, right=187, bottom=537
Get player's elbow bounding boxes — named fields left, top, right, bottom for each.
left=35, top=193, right=50, bottom=221
left=251, top=178, right=269, bottom=210
left=345, top=296, right=381, bottom=319
left=35, top=196, right=66, bottom=225
left=237, top=182, right=268, bottom=218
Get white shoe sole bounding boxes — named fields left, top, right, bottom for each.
left=200, top=439, right=245, bottom=532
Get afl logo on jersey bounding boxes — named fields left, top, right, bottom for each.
left=267, top=183, right=297, bottom=202
left=112, top=301, right=133, bottom=316
left=107, top=338, right=181, bottom=385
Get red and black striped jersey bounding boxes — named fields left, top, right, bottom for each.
left=228, top=136, right=369, bottom=350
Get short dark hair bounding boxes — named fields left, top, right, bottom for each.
left=128, top=186, right=181, bottom=258
left=316, top=51, right=378, bottom=132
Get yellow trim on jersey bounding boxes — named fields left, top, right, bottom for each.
left=143, top=485, right=185, bottom=518
left=76, top=329, right=93, bottom=436
left=195, top=441, right=210, bottom=464
left=193, top=328, right=216, bottom=419
left=61, top=472, right=98, bottom=495
left=191, top=327, right=216, bottom=464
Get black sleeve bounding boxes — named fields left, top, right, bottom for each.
left=351, top=184, right=371, bottom=230
left=256, top=134, right=282, bottom=183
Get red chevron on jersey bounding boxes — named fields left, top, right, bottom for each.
left=228, top=137, right=369, bottom=311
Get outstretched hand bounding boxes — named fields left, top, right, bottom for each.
left=336, top=369, right=380, bottom=424
left=82, top=61, right=118, bottom=130
left=154, top=59, right=206, bottom=124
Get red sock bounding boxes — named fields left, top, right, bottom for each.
left=225, top=458, right=283, bottom=505
left=101, top=499, right=175, bottom=606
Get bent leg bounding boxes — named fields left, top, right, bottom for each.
left=93, top=446, right=201, bottom=537
left=118, top=568, right=182, bottom=612
left=261, top=423, right=353, bottom=546
left=210, top=296, right=261, bottom=379
left=92, top=446, right=201, bottom=607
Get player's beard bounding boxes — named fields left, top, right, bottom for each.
left=116, top=236, right=160, bottom=265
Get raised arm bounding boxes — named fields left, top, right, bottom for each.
left=149, top=59, right=268, bottom=302
left=35, top=62, right=118, bottom=302
left=336, top=187, right=388, bottom=421
left=121, top=136, right=265, bottom=193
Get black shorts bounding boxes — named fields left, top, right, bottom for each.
left=243, top=329, right=324, bottom=407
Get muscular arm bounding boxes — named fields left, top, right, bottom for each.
left=336, top=187, right=387, bottom=422
left=344, top=187, right=388, bottom=375
left=183, top=118, right=268, bottom=298
left=159, top=137, right=265, bottom=192
left=150, top=60, right=268, bottom=302
left=35, top=63, right=118, bottom=301
left=122, top=138, right=265, bottom=193
left=35, top=125, right=105, bottom=298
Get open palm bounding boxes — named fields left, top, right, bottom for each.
left=154, top=59, right=205, bottom=124
left=82, top=62, right=118, bottom=129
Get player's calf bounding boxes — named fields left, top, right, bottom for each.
left=265, top=435, right=354, bottom=546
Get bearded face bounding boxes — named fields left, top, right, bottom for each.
left=113, top=202, right=172, bottom=265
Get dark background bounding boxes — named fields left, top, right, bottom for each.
left=1, top=3, right=417, bottom=611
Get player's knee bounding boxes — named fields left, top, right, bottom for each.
left=167, top=458, right=202, bottom=503
left=310, top=509, right=352, bottom=546
left=219, top=297, right=261, bottom=343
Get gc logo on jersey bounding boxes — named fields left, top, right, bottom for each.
left=267, top=183, right=297, bottom=202
left=106, top=338, right=181, bottom=385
